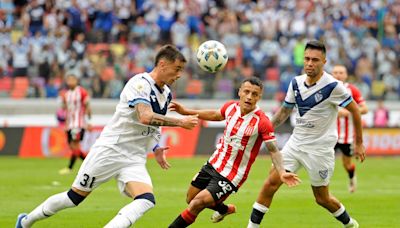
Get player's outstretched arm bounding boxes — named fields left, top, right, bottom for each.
left=271, top=106, right=293, bottom=128
left=169, top=101, right=225, bottom=121
left=136, top=103, right=198, bottom=130
left=265, top=140, right=301, bottom=187
left=345, top=100, right=366, bottom=162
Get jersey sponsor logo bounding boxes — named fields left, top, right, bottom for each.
left=150, top=95, right=157, bottom=102
left=216, top=180, right=234, bottom=199
left=295, top=118, right=315, bottom=128
left=292, top=79, right=337, bottom=117
left=141, top=127, right=161, bottom=140
left=319, top=169, right=328, bottom=179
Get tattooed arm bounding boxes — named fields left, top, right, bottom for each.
left=265, top=139, right=301, bottom=187
left=265, top=140, right=285, bottom=175
left=135, top=103, right=198, bottom=129
left=271, top=106, right=293, bottom=128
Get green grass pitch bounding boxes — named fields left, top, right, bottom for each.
left=0, top=156, right=399, bottom=227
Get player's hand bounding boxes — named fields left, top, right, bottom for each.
left=338, top=108, right=351, bottom=117
left=154, top=146, right=171, bottom=170
left=180, top=115, right=198, bottom=130
left=280, top=172, right=301, bottom=187
left=354, top=143, right=366, bottom=162
left=169, top=101, right=187, bottom=115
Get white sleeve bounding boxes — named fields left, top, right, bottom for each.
left=125, top=77, right=152, bottom=107
left=331, top=81, right=353, bottom=107
left=283, top=80, right=296, bottom=108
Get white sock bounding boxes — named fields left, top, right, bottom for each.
left=22, top=191, right=76, bottom=227
left=247, top=220, right=260, bottom=228
left=253, top=202, right=269, bottom=213
left=332, top=203, right=345, bottom=217
left=247, top=202, right=269, bottom=228
left=104, top=199, right=155, bottom=228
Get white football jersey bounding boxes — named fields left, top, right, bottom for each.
left=283, top=72, right=352, bottom=155
left=93, top=73, right=171, bottom=163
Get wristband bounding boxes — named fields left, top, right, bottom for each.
left=152, top=144, right=160, bottom=152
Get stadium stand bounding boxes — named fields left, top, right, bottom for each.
left=0, top=0, right=398, bottom=101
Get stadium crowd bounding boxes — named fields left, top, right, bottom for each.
left=0, top=0, right=398, bottom=100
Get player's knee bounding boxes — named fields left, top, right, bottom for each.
left=189, top=197, right=209, bottom=211
left=265, top=176, right=281, bottom=190
left=67, top=189, right=86, bottom=206
left=185, top=195, right=191, bottom=204
left=134, top=192, right=156, bottom=206
left=315, top=195, right=329, bottom=207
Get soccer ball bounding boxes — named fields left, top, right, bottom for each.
left=196, top=40, right=228, bottom=73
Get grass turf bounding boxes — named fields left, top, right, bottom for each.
left=0, top=156, right=399, bottom=227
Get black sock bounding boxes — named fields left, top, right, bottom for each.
left=250, top=208, right=266, bottom=224
left=335, top=210, right=351, bottom=225
left=348, top=164, right=355, bottom=179
left=68, top=155, right=77, bottom=169
left=169, top=214, right=190, bottom=228
left=213, top=203, right=228, bottom=214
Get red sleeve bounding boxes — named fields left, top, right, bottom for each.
left=257, top=111, right=276, bottom=141
left=220, top=100, right=236, bottom=118
left=60, top=90, right=66, bottom=103
left=80, top=87, right=90, bottom=104
left=349, top=84, right=365, bottom=104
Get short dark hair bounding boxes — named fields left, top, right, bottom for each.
left=154, top=45, right=186, bottom=66
left=305, top=40, right=326, bottom=55
left=241, top=77, right=263, bottom=90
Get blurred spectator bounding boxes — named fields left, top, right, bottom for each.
left=25, top=0, right=45, bottom=35
left=373, top=99, right=390, bottom=127
left=12, top=37, right=30, bottom=77
left=0, top=0, right=397, bottom=100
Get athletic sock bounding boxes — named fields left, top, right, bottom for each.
left=68, top=155, right=77, bottom=169
left=169, top=209, right=197, bottom=228
left=348, top=163, right=355, bottom=179
left=247, top=202, right=269, bottom=228
left=104, top=193, right=155, bottom=228
left=22, top=190, right=81, bottom=227
left=210, top=203, right=228, bottom=214
left=332, top=204, right=351, bottom=225
left=79, top=150, right=86, bottom=160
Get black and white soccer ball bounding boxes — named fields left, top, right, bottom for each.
left=196, top=40, right=228, bottom=73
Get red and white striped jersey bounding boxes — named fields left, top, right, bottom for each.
left=209, top=101, right=276, bottom=188
left=61, top=86, right=90, bottom=130
left=337, top=83, right=365, bottom=144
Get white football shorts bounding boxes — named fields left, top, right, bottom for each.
left=281, top=143, right=335, bottom=187
left=72, top=145, right=152, bottom=197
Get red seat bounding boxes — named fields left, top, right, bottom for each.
left=0, top=77, right=12, bottom=91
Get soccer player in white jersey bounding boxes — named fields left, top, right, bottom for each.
left=247, top=41, right=366, bottom=228
left=332, top=65, right=368, bottom=193
left=168, top=77, right=301, bottom=228
left=16, top=45, right=199, bottom=228
left=59, top=72, right=92, bottom=175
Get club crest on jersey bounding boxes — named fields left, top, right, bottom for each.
left=314, top=91, right=323, bottom=103
left=319, top=169, right=328, bottom=179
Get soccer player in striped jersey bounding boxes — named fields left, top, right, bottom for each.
left=16, top=45, right=199, bottom=228
left=58, top=72, right=92, bottom=175
left=247, top=41, right=365, bottom=228
left=332, top=65, right=368, bottom=193
left=168, top=77, right=301, bottom=228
